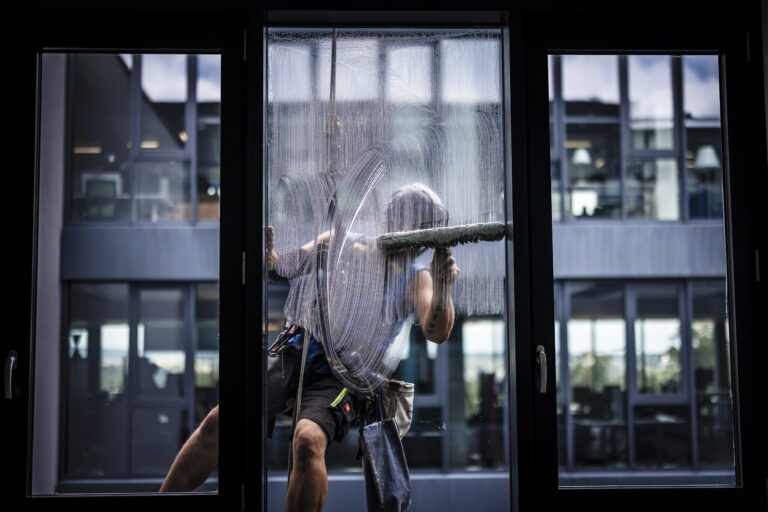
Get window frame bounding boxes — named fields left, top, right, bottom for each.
left=524, top=3, right=768, bottom=510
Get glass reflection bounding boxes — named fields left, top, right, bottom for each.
left=134, top=161, right=191, bottom=222
left=70, top=54, right=132, bottom=222
left=635, top=284, right=682, bottom=394
left=138, top=289, right=187, bottom=399
left=628, top=56, right=674, bottom=150
left=197, top=55, right=222, bottom=221
left=65, top=284, right=131, bottom=478
left=562, top=55, right=619, bottom=116
left=625, top=158, right=680, bottom=220
left=687, top=127, right=724, bottom=219
left=692, top=281, right=734, bottom=467
left=568, top=282, right=627, bottom=468
left=683, top=55, right=721, bottom=120
left=565, top=123, right=621, bottom=219
left=140, top=54, right=188, bottom=150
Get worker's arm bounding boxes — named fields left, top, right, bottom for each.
left=411, top=248, right=460, bottom=344
left=266, top=226, right=331, bottom=274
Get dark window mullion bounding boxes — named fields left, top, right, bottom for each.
left=186, top=283, right=196, bottom=436
left=672, top=56, right=688, bottom=222
left=127, top=284, right=139, bottom=476
left=619, top=55, right=629, bottom=220
left=129, top=55, right=141, bottom=224
left=188, top=55, right=198, bottom=225
left=683, top=280, right=700, bottom=469
left=625, top=282, right=637, bottom=468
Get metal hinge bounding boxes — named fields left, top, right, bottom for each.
left=242, top=251, right=246, bottom=285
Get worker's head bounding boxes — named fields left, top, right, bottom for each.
left=385, top=183, right=448, bottom=234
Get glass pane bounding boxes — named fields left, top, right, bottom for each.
left=140, top=54, right=188, bottom=151
left=550, top=53, right=735, bottom=487
left=65, top=284, right=130, bottom=478
left=69, top=54, right=132, bottom=222
left=266, top=28, right=510, bottom=510
left=628, top=56, right=674, bottom=150
left=626, top=158, right=680, bottom=220
left=635, top=284, right=682, bottom=394
left=197, top=55, right=222, bottom=221
left=134, top=161, right=191, bottom=222
left=692, top=280, right=734, bottom=467
left=687, top=127, right=724, bottom=219
left=138, top=288, right=186, bottom=399
left=562, top=55, right=619, bottom=117
left=33, top=53, right=220, bottom=495
left=565, top=123, right=621, bottom=219
left=568, top=282, right=628, bottom=469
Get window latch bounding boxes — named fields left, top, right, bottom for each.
left=5, top=350, right=17, bottom=399
left=536, top=345, right=547, bottom=394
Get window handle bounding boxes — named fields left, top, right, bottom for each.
left=5, top=350, right=17, bottom=399
left=536, top=345, right=547, bottom=394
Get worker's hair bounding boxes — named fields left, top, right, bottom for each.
left=385, top=183, right=448, bottom=234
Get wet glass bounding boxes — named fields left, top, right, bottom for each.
left=628, top=55, right=674, bottom=150
left=625, top=158, right=680, bottom=220
left=565, top=123, right=621, bottom=219
left=265, top=28, right=509, bottom=511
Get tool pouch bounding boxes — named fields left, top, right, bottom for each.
left=379, top=380, right=414, bottom=439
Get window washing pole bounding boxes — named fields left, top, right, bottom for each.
left=287, top=27, right=339, bottom=486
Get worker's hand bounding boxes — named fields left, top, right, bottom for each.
left=430, top=248, right=460, bottom=289
left=265, top=226, right=278, bottom=271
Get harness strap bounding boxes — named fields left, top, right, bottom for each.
left=286, top=329, right=312, bottom=485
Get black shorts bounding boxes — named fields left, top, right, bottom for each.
left=297, top=373, right=357, bottom=445
left=267, top=335, right=357, bottom=445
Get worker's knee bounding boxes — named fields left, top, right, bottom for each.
left=292, top=420, right=327, bottom=463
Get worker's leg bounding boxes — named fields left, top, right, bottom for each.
left=285, top=419, right=329, bottom=512
left=159, top=405, right=219, bottom=492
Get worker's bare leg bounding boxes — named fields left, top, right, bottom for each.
left=159, top=405, right=219, bottom=492
left=285, top=419, right=329, bottom=512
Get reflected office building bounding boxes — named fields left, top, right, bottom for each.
left=37, top=53, right=221, bottom=492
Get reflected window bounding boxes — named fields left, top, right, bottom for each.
left=692, top=280, right=734, bottom=467
left=687, top=127, right=723, bottom=219
left=197, top=55, right=221, bottom=221
left=134, top=161, right=191, bottom=222
left=628, top=56, right=674, bottom=150
left=137, top=288, right=187, bottom=399
left=625, top=158, right=680, bottom=220
left=635, top=284, right=682, bottom=394
left=565, top=124, right=621, bottom=219
left=568, top=282, right=627, bottom=468
left=65, top=284, right=130, bottom=478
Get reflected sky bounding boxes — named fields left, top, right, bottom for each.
left=141, top=54, right=187, bottom=102
left=684, top=55, right=720, bottom=119
left=562, top=55, right=619, bottom=105
left=197, top=54, right=221, bottom=102
left=628, top=55, right=673, bottom=120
